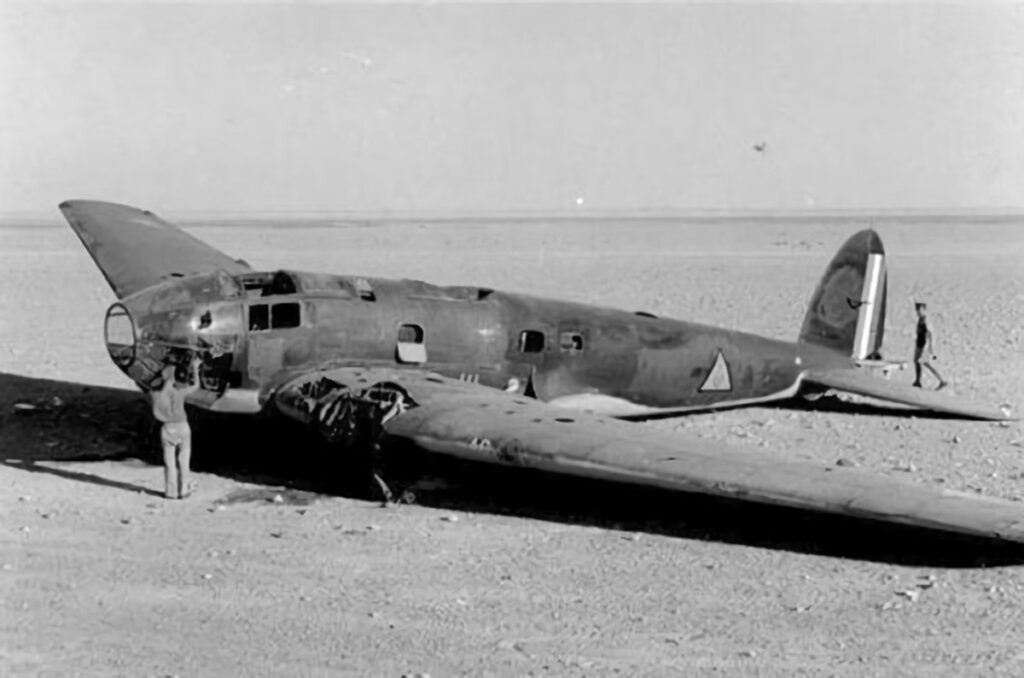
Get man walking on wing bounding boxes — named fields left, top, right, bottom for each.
left=151, top=355, right=201, bottom=499
left=913, top=302, right=948, bottom=390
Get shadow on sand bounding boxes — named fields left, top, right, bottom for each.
left=2, top=371, right=1022, bottom=568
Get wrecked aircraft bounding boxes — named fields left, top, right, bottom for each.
left=60, top=200, right=1021, bottom=544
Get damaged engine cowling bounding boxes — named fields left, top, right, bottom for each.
left=279, top=376, right=418, bottom=448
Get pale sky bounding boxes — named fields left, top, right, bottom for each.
left=2, top=2, right=1023, bottom=214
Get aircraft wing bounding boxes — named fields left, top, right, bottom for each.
left=803, top=368, right=1011, bottom=421
left=59, top=199, right=251, bottom=298
left=272, top=366, right=1024, bottom=544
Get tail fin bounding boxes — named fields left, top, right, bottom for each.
left=798, top=229, right=887, bottom=359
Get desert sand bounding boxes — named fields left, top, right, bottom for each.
left=2, top=215, right=1023, bottom=676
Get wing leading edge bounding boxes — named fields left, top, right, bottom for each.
left=59, top=199, right=251, bottom=299
left=274, top=367, right=1024, bottom=544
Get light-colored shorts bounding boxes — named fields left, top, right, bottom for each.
left=161, top=421, right=191, bottom=446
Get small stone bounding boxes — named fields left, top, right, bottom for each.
left=440, top=514, right=459, bottom=523
left=835, top=458, right=857, bottom=468
left=270, top=494, right=284, bottom=504
left=952, top=435, right=961, bottom=445
left=365, top=524, right=381, bottom=532
left=20, top=526, right=31, bottom=533
left=269, top=531, right=283, bottom=539
left=51, top=396, right=64, bottom=408
left=896, top=589, right=920, bottom=603
left=18, top=495, right=31, bottom=502
left=624, top=533, right=641, bottom=541
left=201, top=573, right=213, bottom=580
left=120, top=518, right=132, bottom=525
left=739, top=650, right=757, bottom=658
left=299, top=595, right=311, bottom=602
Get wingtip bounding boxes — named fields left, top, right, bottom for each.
left=58, top=199, right=144, bottom=214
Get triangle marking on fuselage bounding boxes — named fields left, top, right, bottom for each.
left=699, top=350, right=733, bottom=392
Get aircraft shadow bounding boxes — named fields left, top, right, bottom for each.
left=2, top=371, right=1021, bottom=568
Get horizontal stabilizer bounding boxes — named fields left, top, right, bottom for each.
left=59, top=199, right=251, bottom=298
left=804, top=368, right=1011, bottom=421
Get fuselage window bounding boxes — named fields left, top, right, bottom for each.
left=519, top=330, right=545, bottom=353
left=248, top=302, right=301, bottom=331
left=396, top=323, right=427, bottom=364
left=398, top=323, right=424, bottom=344
left=355, top=278, right=376, bottom=302
left=272, top=302, right=301, bottom=329
left=249, top=304, right=270, bottom=331
left=559, top=331, right=584, bottom=354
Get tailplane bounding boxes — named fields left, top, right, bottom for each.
left=799, top=229, right=887, bottom=359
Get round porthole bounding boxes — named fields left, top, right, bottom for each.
left=104, top=303, right=136, bottom=368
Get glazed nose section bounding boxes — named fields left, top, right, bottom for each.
left=104, top=300, right=164, bottom=385
left=104, top=303, right=137, bottom=369
left=104, top=297, right=188, bottom=386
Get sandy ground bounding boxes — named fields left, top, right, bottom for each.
left=2, top=216, right=1023, bottom=677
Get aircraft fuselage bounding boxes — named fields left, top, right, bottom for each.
left=108, top=268, right=852, bottom=417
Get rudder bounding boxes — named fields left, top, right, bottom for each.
left=798, top=229, right=887, bottom=359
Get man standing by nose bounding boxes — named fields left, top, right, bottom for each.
left=151, top=355, right=201, bottom=499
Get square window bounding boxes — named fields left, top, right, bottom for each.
left=271, top=302, right=301, bottom=329
left=519, top=330, right=545, bottom=353
left=398, top=324, right=424, bottom=344
left=248, top=304, right=269, bottom=331
left=559, top=332, right=584, bottom=353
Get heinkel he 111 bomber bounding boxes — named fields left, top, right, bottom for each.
left=60, top=200, right=1021, bottom=544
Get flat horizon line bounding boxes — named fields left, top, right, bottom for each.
left=4, top=205, right=1024, bottom=224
